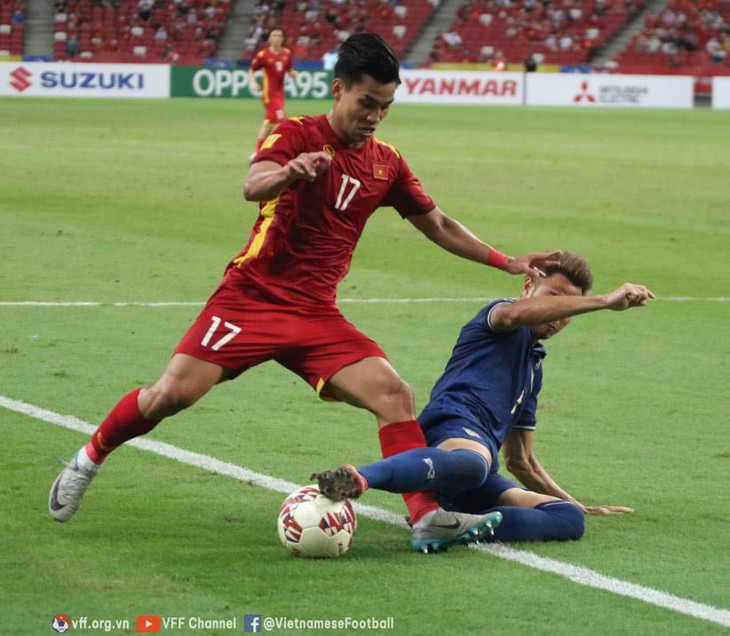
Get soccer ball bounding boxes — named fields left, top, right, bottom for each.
left=277, top=485, right=357, bottom=558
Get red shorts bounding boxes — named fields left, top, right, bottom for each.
left=264, top=99, right=286, bottom=124
left=174, top=281, right=386, bottom=396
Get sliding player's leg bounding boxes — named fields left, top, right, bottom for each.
left=443, top=475, right=585, bottom=542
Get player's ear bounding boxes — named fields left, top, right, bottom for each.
left=522, top=276, right=535, bottom=298
left=331, top=78, right=344, bottom=101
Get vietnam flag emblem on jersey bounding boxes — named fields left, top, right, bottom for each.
left=373, top=163, right=388, bottom=180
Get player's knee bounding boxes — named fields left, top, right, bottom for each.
left=142, top=385, right=197, bottom=419
left=550, top=501, right=585, bottom=540
left=374, top=377, right=414, bottom=421
left=449, top=449, right=489, bottom=488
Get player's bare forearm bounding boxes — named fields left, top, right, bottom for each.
left=244, top=162, right=296, bottom=201
left=412, top=211, right=493, bottom=263
left=492, top=283, right=655, bottom=331
left=408, top=209, right=560, bottom=277
left=248, top=70, right=259, bottom=93
left=511, top=454, right=634, bottom=515
left=244, top=153, right=332, bottom=201
left=509, top=458, right=574, bottom=503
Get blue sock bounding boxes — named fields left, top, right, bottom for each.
left=358, top=448, right=488, bottom=493
left=481, top=500, right=585, bottom=542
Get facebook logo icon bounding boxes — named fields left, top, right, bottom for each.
left=244, top=615, right=262, bottom=633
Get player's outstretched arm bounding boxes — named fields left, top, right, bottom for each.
left=491, top=282, right=655, bottom=331
left=244, top=152, right=332, bottom=201
left=502, top=430, right=634, bottom=515
left=407, top=207, right=560, bottom=277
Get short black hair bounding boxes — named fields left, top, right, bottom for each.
left=334, top=33, right=401, bottom=87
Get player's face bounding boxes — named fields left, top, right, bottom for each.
left=268, top=30, right=283, bottom=49
left=330, top=75, right=397, bottom=147
left=524, top=273, right=583, bottom=341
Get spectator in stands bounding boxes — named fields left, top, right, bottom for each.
left=442, top=31, right=463, bottom=47
left=524, top=52, right=538, bottom=72
left=175, top=0, right=189, bottom=17
left=707, top=37, right=727, bottom=64
left=322, top=44, right=339, bottom=70
left=11, top=8, right=25, bottom=25
left=67, top=34, right=80, bottom=57
left=661, top=38, right=679, bottom=66
left=568, top=6, right=583, bottom=24
left=492, top=50, right=507, bottom=71
left=138, top=0, right=152, bottom=22
left=645, top=32, right=661, bottom=54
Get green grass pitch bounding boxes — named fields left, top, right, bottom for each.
left=1, top=96, right=729, bottom=635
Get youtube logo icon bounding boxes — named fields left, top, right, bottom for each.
left=136, top=615, right=161, bottom=633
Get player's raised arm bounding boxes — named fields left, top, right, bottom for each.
left=406, top=207, right=560, bottom=277
left=490, top=281, right=655, bottom=332
left=243, top=152, right=332, bottom=201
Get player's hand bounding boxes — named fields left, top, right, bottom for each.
left=603, top=283, right=656, bottom=310
left=504, top=250, right=562, bottom=277
left=250, top=80, right=260, bottom=93
left=581, top=504, right=635, bottom=515
left=287, top=151, right=333, bottom=182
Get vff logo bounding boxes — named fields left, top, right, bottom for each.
left=10, top=66, right=32, bottom=92
left=51, top=614, right=71, bottom=633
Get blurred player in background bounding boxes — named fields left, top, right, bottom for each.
left=50, top=33, right=560, bottom=552
left=315, top=253, right=655, bottom=551
left=248, top=27, right=297, bottom=156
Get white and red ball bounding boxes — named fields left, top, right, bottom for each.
left=277, top=485, right=357, bottom=558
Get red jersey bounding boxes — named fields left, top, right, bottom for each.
left=228, top=115, right=436, bottom=306
left=250, top=46, right=293, bottom=104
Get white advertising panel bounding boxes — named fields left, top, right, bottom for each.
left=0, top=62, right=170, bottom=98
left=712, top=77, right=730, bottom=109
left=526, top=73, right=693, bottom=109
left=397, top=70, right=524, bottom=105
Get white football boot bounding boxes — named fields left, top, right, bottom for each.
left=48, top=448, right=100, bottom=522
left=411, top=508, right=502, bottom=553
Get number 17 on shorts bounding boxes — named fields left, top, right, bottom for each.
left=201, top=315, right=241, bottom=351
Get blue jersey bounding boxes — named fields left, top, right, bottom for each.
left=419, top=299, right=546, bottom=453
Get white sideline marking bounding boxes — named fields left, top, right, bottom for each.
left=2, top=394, right=729, bottom=628
left=0, top=297, right=728, bottom=307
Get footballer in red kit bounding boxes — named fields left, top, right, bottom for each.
left=248, top=28, right=297, bottom=153
left=175, top=113, right=435, bottom=395
left=50, top=33, right=560, bottom=553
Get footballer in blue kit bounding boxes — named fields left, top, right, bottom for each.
left=314, top=252, right=655, bottom=550
left=420, top=298, right=546, bottom=471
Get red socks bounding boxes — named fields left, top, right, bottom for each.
left=85, top=389, right=160, bottom=465
left=378, top=420, right=439, bottom=525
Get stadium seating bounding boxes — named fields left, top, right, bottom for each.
left=243, top=0, right=438, bottom=62
left=53, top=0, right=232, bottom=64
left=0, top=0, right=26, bottom=57
left=614, top=0, right=730, bottom=74
left=428, top=0, right=643, bottom=68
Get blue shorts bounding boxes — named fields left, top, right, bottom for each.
left=421, top=411, right=500, bottom=471
left=421, top=412, right=523, bottom=513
